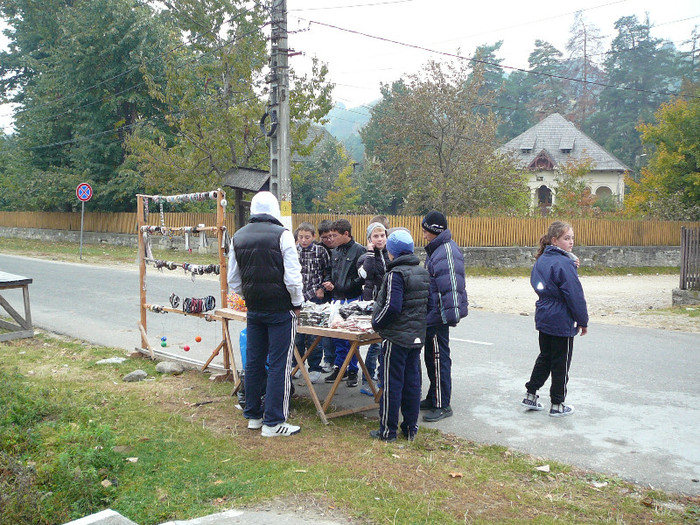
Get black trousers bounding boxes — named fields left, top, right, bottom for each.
left=424, top=324, right=451, bottom=408
left=525, top=332, right=574, bottom=405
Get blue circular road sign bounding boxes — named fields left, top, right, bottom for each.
left=76, top=183, right=93, bottom=202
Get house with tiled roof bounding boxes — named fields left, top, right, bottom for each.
left=498, top=113, right=629, bottom=212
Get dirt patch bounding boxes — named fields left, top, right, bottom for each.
left=467, top=274, right=699, bottom=333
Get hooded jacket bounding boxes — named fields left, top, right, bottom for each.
left=531, top=245, right=588, bottom=337
left=424, top=229, right=469, bottom=327
left=227, top=192, right=303, bottom=311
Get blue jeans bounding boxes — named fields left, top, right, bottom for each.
left=295, top=333, right=323, bottom=372
left=321, top=337, right=335, bottom=367
left=363, top=342, right=381, bottom=383
left=244, top=310, right=296, bottom=426
left=333, top=298, right=360, bottom=372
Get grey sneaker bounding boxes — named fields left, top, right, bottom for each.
left=261, top=422, right=301, bottom=437
left=247, top=418, right=263, bottom=430
left=549, top=403, right=575, bottom=417
left=521, top=393, right=544, bottom=411
left=308, top=370, right=322, bottom=384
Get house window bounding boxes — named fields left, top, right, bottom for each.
left=537, top=185, right=552, bottom=216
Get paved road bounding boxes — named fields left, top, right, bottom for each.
left=2, top=254, right=698, bottom=496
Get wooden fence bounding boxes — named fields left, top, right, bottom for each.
left=680, top=227, right=700, bottom=290
left=0, top=211, right=698, bottom=247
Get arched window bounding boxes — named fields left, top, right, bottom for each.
left=538, top=185, right=552, bottom=206
left=537, top=185, right=552, bottom=216
left=595, top=186, right=612, bottom=197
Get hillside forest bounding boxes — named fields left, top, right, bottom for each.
left=0, top=1, right=698, bottom=220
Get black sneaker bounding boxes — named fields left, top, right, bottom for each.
left=346, top=371, right=358, bottom=387
left=369, top=429, right=396, bottom=442
left=422, top=406, right=453, bottom=422
left=400, top=423, right=417, bottom=442
left=324, top=367, right=347, bottom=383
left=419, top=398, right=434, bottom=411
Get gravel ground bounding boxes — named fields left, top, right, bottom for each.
left=467, top=274, right=700, bottom=333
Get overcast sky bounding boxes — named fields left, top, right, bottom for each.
left=288, top=0, right=699, bottom=108
left=1, top=0, right=698, bottom=132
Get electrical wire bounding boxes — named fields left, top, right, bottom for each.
left=27, top=93, right=262, bottom=150
left=290, top=0, right=418, bottom=11
left=293, top=16, right=699, bottom=100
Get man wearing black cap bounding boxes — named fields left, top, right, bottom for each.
left=420, top=210, right=468, bottom=422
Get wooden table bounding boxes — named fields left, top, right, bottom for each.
left=216, top=308, right=382, bottom=424
left=0, top=271, right=34, bottom=342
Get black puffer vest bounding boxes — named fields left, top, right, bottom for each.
left=233, top=215, right=292, bottom=312
left=373, top=254, right=430, bottom=349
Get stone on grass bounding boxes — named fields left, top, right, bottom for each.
left=122, top=370, right=148, bottom=382
left=96, top=357, right=127, bottom=365
left=156, top=361, right=185, bottom=375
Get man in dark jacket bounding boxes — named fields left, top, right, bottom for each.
left=323, top=218, right=366, bottom=387
left=421, top=210, right=469, bottom=422
left=228, top=192, right=304, bottom=437
left=371, top=230, right=430, bottom=442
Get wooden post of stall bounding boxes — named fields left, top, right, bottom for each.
left=217, top=189, right=235, bottom=380
left=136, top=195, right=149, bottom=352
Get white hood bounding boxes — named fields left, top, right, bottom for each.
left=250, top=191, right=282, bottom=222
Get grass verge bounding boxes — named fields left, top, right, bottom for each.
left=1, top=334, right=698, bottom=525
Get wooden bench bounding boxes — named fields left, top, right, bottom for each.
left=0, top=271, right=34, bottom=342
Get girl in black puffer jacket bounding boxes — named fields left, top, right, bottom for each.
left=357, top=222, right=390, bottom=391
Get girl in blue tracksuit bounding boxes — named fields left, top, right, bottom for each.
left=522, top=221, right=588, bottom=418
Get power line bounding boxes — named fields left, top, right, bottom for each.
left=27, top=93, right=263, bottom=151
left=290, top=0, right=417, bottom=11
left=432, top=0, right=631, bottom=48
left=294, top=16, right=699, bottom=100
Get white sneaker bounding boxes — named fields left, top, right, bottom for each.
left=549, top=403, right=575, bottom=417
left=322, top=362, right=334, bottom=373
left=261, top=422, right=301, bottom=437
left=247, top=418, right=263, bottom=429
left=308, top=370, right=322, bottom=383
left=292, top=369, right=302, bottom=379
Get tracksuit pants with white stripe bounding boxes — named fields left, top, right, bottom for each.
left=424, top=323, right=452, bottom=409
left=378, top=340, right=421, bottom=440
left=525, top=332, right=574, bottom=404
left=243, top=310, right=296, bottom=426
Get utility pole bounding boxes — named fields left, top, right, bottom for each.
left=267, top=0, right=292, bottom=229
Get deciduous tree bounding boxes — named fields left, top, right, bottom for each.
left=0, top=0, right=173, bottom=210
left=362, top=60, right=528, bottom=215
left=126, top=0, right=332, bottom=202
left=625, top=84, right=700, bottom=220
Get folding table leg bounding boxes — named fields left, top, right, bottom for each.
left=322, top=341, right=358, bottom=412
left=294, top=344, right=328, bottom=425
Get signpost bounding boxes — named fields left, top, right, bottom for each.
left=76, top=183, right=93, bottom=260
